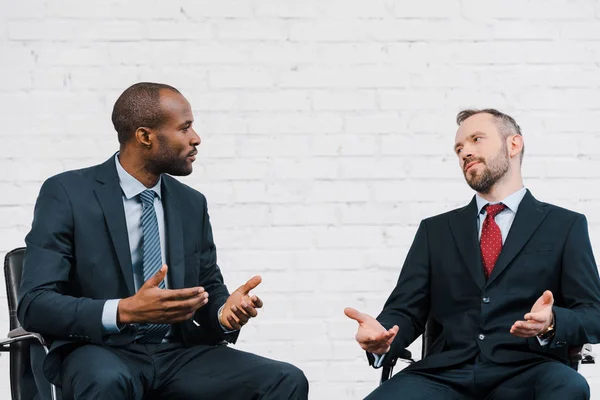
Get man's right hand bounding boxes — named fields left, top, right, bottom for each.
left=117, top=265, right=209, bottom=325
left=344, top=307, right=399, bottom=355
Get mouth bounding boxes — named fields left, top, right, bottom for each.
left=187, top=150, right=198, bottom=162
left=465, top=161, right=481, bottom=172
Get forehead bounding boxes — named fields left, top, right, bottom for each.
left=455, top=113, right=499, bottom=143
left=158, top=89, right=193, bottom=122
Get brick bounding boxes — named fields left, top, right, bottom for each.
left=216, top=20, right=288, bottom=41
left=209, top=67, right=276, bottom=88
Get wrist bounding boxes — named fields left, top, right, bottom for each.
left=117, top=298, right=134, bottom=324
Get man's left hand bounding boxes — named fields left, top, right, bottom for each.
left=219, top=276, right=264, bottom=331
left=510, top=290, right=554, bottom=338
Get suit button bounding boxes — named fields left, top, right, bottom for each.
left=478, top=334, right=486, bottom=341
left=482, top=297, right=490, bottom=304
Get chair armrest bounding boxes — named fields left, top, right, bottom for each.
left=0, top=327, right=48, bottom=352
left=380, top=349, right=414, bottom=385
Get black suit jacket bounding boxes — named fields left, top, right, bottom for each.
left=371, top=190, right=600, bottom=371
left=17, top=155, right=237, bottom=385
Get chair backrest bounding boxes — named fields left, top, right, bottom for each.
left=422, top=316, right=442, bottom=359
left=5, top=247, right=25, bottom=331
left=4, top=247, right=40, bottom=400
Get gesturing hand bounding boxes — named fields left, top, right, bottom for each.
left=510, top=290, right=554, bottom=338
left=219, top=276, right=264, bottom=331
left=118, top=265, right=208, bottom=325
left=344, top=307, right=399, bottom=355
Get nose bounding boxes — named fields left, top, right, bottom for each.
left=190, top=127, right=201, bottom=146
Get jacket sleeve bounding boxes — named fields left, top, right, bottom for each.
left=189, top=195, right=239, bottom=344
left=373, top=220, right=431, bottom=365
left=17, top=177, right=107, bottom=344
left=550, top=214, right=600, bottom=349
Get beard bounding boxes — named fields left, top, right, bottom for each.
left=463, top=144, right=510, bottom=194
left=148, top=134, right=194, bottom=177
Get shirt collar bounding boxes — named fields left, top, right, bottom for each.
left=115, top=153, right=162, bottom=200
left=476, top=186, right=527, bottom=215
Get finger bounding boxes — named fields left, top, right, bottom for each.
left=251, top=295, right=263, bottom=308
left=241, top=301, right=258, bottom=318
left=239, top=276, right=262, bottom=294
left=513, top=320, right=545, bottom=331
left=543, top=290, right=554, bottom=306
left=344, top=307, right=366, bottom=324
left=226, top=314, right=242, bottom=330
left=166, top=292, right=209, bottom=313
left=362, top=331, right=394, bottom=346
left=143, top=265, right=168, bottom=288
left=524, top=312, right=549, bottom=323
left=162, top=287, right=206, bottom=301
left=231, top=305, right=250, bottom=324
left=510, top=323, right=543, bottom=337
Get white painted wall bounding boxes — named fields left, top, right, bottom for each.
left=1, top=0, right=600, bottom=398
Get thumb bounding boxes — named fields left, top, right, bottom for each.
left=344, top=307, right=366, bottom=324
left=542, top=290, right=554, bottom=306
left=239, top=276, right=262, bottom=294
left=143, top=265, right=167, bottom=288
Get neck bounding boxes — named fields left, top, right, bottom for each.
left=477, top=168, right=523, bottom=203
left=118, top=147, right=160, bottom=188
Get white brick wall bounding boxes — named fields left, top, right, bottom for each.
left=1, top=0, right=600, bottom=398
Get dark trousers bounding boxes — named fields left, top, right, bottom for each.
left=365, top=353, right=589, bottom=400
left=59, top=343, right=308, bottom=400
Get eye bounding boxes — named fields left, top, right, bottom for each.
left=474, top=137, right=482, bottom=142
left=456, top=148, right=462, bottom=155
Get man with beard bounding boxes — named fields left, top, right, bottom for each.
left=345, top=109, right=600, bottom=399
left=18, top=82, right=308, bottom=400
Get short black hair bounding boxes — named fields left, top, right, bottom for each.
left=112, top=82, right=181, bottom=144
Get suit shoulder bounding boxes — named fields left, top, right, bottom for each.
left=422, top=205, right=468, bottom=224
left=537, top=200, right=586, bottom=222
left=40, top=164, right=100, bottom=192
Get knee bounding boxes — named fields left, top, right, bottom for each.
left=279, top=362, right=309, bottom=393
left=564, top=373, right=590, bottom=399
left=542, top=370, right=590, bottom=399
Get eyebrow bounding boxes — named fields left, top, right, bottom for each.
left=454, top=131, right=487, bottom=151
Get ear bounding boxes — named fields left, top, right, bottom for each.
left=508, top=134, right=523, bottom=159
left=135, top=127, right=152, bottom=148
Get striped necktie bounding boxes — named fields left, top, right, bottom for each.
left=137, top=189, right=169, bottom=343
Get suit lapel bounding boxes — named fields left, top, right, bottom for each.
left=449, top=197, right=486, bottom=289
left=486, top=190, right=549, bottom=286
left=94, top=156, right=135, bottom=295
left=162, top=177, right=185, bottom=290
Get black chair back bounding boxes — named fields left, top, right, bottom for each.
left=4, top=247, right=38, bottom=400
left=422, top=316, right=442, bottom=358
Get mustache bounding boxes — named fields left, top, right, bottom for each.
left=464, top=157, right=485, bottom=171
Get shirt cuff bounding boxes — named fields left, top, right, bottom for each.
left=101, top=299, right=123, bottom=334
left=218, top=304, right=239, bottom=334
left=537, top=336, right=551, bottom=346
left=372, top=352, right=386, bottom=368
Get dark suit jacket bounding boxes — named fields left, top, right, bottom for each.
left=17, top=155, right=237, bottom=385
left=370, top=190, right=600, bottom=371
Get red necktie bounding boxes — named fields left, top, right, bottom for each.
left=480, top=203, right=506, bottom=278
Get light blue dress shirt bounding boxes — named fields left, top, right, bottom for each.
left=101, top=154, right=169, bottom=333
left=373, top=187, right=548, bottom=367
left=101, top=154, right=232, bottom=336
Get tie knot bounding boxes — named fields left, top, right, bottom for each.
left=485, top=203, right=506, bottom=218
left=139, top=190, right=156, bottom=207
